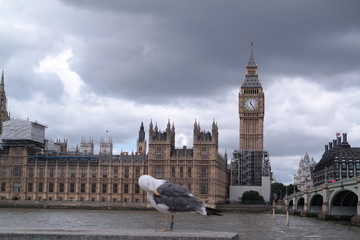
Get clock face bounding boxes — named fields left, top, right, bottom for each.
left=244, top=98, right=258, bottom=110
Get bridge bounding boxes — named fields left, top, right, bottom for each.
left=284, top=177, right=360, bottom=225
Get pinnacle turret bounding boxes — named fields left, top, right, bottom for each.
left=242, top=40, right=261, bottom=88
left=246, top=41, right=257, bottom=67
left=138, top=122, right=145, bottom=142
left=0, top=70, right=10, bottom=134
left=1, top=70, right=5, bottom=92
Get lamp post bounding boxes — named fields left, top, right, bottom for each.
left=324, top=167, right=328, bottom=184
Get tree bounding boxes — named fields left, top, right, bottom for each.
left=271, top=182, right=285, bottom=202
left=271, top=182, right=299, bottom=202
left=241, top=190, right=265, bottom=204
left=286, top=184, right=298, bottom=195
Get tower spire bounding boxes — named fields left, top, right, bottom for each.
left=247, top=40, right=257, bottom=68
left=1, top=70, right=4, bottom=91
left=138, top=122, right=145, bottom=142
left=242, top=40, right=261, bottom=87
left=0, top=70, right=10, bottom=134
left=137, top=122, right=147, bottom=154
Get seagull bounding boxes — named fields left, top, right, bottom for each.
left=138, top=174, right=222, bottom=231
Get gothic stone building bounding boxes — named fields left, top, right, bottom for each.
left=0, top=118, right=148, bottom=203
left=313, top=133, right=360, bottom=186
left=294, top=153, right=316, bottom=191
left=0, top=118, right=228, bottom=207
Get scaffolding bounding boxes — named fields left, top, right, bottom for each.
left=231, top=150, right=269, bottom=186
left=2, top=118, right=46, bottom=144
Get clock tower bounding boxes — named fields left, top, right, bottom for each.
left=230, top=42, right=271, bottom=202
left=239, top=42, right=264, bottom=150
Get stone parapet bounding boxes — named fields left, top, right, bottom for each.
left=0, top=200, right=148, bottom=210
left=0, top=228, right=240, bottom=240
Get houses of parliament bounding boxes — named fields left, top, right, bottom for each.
left=0, top=71, right=228, bottom=206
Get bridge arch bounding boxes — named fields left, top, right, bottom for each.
left=309, top=194, right=323, bottom=213
left=296, top=197, right=305, bottom=212
left=330, top=189, right=358, bottom=216
left=288, top=199, right=293, bottom=211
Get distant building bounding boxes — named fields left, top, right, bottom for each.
left=294, top=153, right=316, bottom=191
left=230, top=42, right=271, bottom=203
left=313, top=133, right=360, bottom=186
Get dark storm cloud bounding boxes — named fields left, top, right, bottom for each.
left=57, top=0, right=360, bottom=103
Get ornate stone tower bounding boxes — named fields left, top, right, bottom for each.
left=79, top=137, right=94, bottom=155
left=193, top=120, right=218, bottom=160
left=148, top=120, right=175, bottom=159
left=146, top=119, right=228, bottom=206
left=147, top=120, right=175, bottom=178
left=99, top=137, right=113, bottom=156
left=56, top=139, right=68, bottom=153
left=136, top=122, right=147, bottom=154
left=0, top=70, right=10, bottom=134
left=230, top=42, right=271, bottom=202
left=239, top=42, right=265, bottom=151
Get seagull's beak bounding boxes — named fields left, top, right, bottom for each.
left=153, top=190, right=161, bottom=196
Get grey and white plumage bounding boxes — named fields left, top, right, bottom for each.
left=138, top=175, right=221, bottom=231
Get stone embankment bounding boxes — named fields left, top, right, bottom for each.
left=0, top=200, right=274, bottom=213
left=0, top=228, right=240, bottom=240
left=0, top=200, right=149, bottom=211
left=217, top=204, right=273, bottom=213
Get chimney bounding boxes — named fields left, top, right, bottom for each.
left=337, top=136, right=341, bottom=146
left=329, top=142, right=333, bottom=149
left=341, top=133, right=350, bottom=147
left=342, top=133, right=348, bottom=144
left=325, top=145, right=328, bottom=151
left=333, top=139, right=337, bottom=148
left=183, top=145, right=187, bottom=149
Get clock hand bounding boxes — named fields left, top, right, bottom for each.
left=250, top=102, right=255, bottom=109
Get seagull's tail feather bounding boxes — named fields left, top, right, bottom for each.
left=206, top=207, right=222, bottom=216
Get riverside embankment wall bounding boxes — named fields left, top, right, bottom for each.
left=0, top=228, right=240, bottom=240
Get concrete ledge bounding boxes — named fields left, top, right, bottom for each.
left=0, top=228, right=240, bottom=240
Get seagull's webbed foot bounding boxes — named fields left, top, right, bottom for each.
left=156, top=228, right=173, bottom=232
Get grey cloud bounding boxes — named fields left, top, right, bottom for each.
left=58, top=0, right=360, bottom=102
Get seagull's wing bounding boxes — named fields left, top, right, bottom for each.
left=154, top=181, right=205, bottom=214
left=158, top=181, right=193, bottom=196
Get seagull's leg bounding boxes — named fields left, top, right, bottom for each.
left=169, top=215, right=174, bottom=231
left=164, top=215, right=169, bottom=230
left=156, top=215, right=170, bottom=232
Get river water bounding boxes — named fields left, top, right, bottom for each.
left=0, top=208, right=359, bottom=239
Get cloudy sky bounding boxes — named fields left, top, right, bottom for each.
left=1, top=0, right=359, bottom=184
